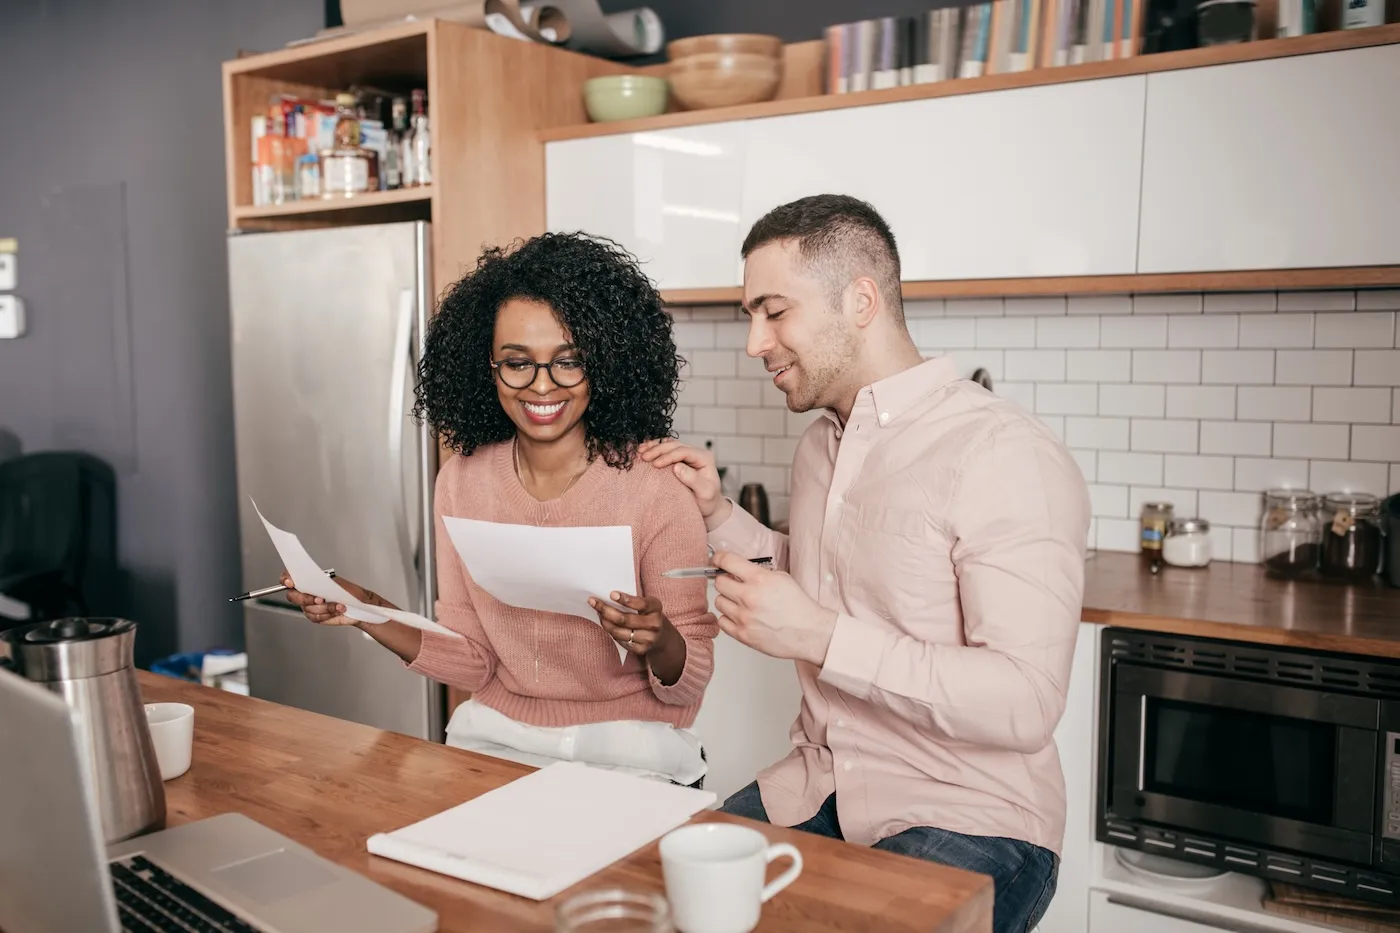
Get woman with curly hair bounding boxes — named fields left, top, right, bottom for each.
left=278, top=232, right=718, bottom=786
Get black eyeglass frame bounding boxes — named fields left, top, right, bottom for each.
left=489, top=357, right=587, bottom=389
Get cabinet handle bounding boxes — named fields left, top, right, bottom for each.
left=1104, top=895, right=1263, bottom=932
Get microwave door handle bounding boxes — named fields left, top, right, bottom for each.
left=1104, top=897, right=1248, bottom=932
left=1137, top=694, right=1147, bottom=791
left=388, top=287, right=418, bottom=612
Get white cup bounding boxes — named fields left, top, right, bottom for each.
left=145, top=702, right=194, bottom=781
left=660, top=823, right=803, bottom=933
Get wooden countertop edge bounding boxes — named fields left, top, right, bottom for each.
left=1079, top=608, right=1400, bottom=660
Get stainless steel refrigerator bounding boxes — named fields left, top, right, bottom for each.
left=227, top=220, right=443, bottom=741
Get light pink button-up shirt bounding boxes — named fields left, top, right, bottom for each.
left=711, top=355, right=1091, bottom=854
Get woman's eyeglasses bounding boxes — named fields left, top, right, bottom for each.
left=491, top=357, right=586, bottom=389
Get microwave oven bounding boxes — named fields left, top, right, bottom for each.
left=1096, top=626, right=1400, bottom=905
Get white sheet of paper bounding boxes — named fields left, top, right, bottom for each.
left=252, top=498, right=461, bottom=639
left=442, top=517, right=635, bottom=662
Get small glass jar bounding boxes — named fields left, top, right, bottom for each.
left=555, top=889, right=673, bottom=933
left=1260, top=488, right=1322, bottom=579
left=1320, top=492, right=1383, bottom=582
left=1164, top=518, right=1212, bottom=568
left=1140, top=502, right=1174, bottom=570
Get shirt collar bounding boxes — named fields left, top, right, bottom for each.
left=819, top=355, right=960, bottom=431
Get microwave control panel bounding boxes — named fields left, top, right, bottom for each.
left=1386, top=733, right=1400, bottom=842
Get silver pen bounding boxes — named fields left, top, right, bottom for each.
left=663, top=557, right=772, bottom=579
left=229, top=570, right=336, bottom=603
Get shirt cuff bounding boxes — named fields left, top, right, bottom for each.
left=407, top=629, right=487, bottom=688
left=707, top=498, right=771, bottom=554
left=817, top=613, right=883, bottom=701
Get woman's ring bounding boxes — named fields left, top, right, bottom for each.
left=627, top=630, right=635, bottom=644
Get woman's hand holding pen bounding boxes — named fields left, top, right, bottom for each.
left=279, top=571, right=389, bottom=626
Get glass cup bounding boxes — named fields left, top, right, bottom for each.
left=555, top=888, right=673, bottom=933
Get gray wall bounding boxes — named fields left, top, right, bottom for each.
left=0, top=0, right=323, bottom=666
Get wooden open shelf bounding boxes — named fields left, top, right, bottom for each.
left=541, top=22, right=1400, bottom=143
left=233, top=185, right=432, bottom=221
left=226, top=21, right=431, bottom=84
left=661, top=265, right=1400, bottom=306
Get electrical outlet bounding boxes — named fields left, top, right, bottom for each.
left=0, top=295, right=26, bottom=338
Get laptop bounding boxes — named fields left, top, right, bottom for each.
left=0, top=668, right=437, bottom=933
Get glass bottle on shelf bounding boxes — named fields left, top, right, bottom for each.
left=255, top=108, right=305, bottom=205
left=1320, top=492, right=1383, bottom=582
left=384, top=96, right=408, bottom=190
left=320, top=92, right=372, bottom=198
left=1260, top=488, right=1323, bottom=579
left=409, top=88, right=431, bottom=187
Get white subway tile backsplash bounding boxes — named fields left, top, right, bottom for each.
left=1099, top=451, right=1164, bottom=486
left=1278, top=290, right=1355, bottom=313
left=974, top=317, right=1034, bottom=348
left=694, top=406, right=737, bottom=434
left=1099, top=384, right=1166, bottom=418
left=769, top=495, right=791, bottom=524
left=738, top=408, right=785, bottom=437
left=1355, top=351, right=1400, bottom=386
left=1210, top=527, right=1235, bottom=561
left=1067, top=417, right=1130, bottom=450
left=687, top=350, right=737, bottom=378
left=1005, top=350, right=1067, bottom=381
left=688, top=307, right=741, bottom=321
left=1275, top=350, right=1353, bottom=386
left=1234, top=457, right=1310, bottom=492
left=1134, top=293, right=1203, bottom=315
left=714, top=435, right=763, bottom=465
left=1134, top=350, right=1201, bottom=384
left=1357, top=290, right=1400, bottom=311
left=1200, top=421, right=1272, bottom=457
left=1310, top=460, right=1389, bottom=495
left=903, top=299, right=945, bottom=317
left=1166, top=386, right=1235, bottom=420
left=1069, top=295, right=1132, bottom=316
left=1240, top=313, right=1313, bottom=348
left=739, top=464, right=789, bottom=496
left=914, top=317, right=979, bottom=349
left=1129, top=487, right=1198, bottom=519
left=1131, top=419, right=1199, bottom=453
left=714, top=321, right=750, bottom=349
left=715, top=380, right=761, bottom=407
left=1202, top=350, right=1274, bottom=385
left=1198, top=490, right=1264, bottom=527
left=1393, top=464, right=1400, bottom=494
left=1036, top=316, right=1100, bottom=348
left=998, top=382, right=1037, bottom=410
left=1168, top=315, right=1238, bottom=349
left=1088, top=484, right=1129, bottom=518
left=955, top=350, right=1005, bottom=382
left=1069, top=449, right=1097, bottom=481
left=1351, top=425, right=1400, bottom=462
left=1067, top=350, right=1132, bottom=383
left=1396, top=389, right=1400, bottom=422
left=1006, top=296, right=1067, bottom=316
left=945, top=298, right=1004, bottom=317
left=1232, top=530, right=1261, bottom=564
left=672, top=406, right=693, bottom=433
left=1036, top=383, right=1099, bottom=415
left=1238, top=386, right=1311, bottom=421
left=672, top=321, right=715, bottom=349
left=667, top=307, right=694, bottom=321
left=736, top=352, right=770, bottom=381
left=679, top=377, right=716, bottom=407
left=1204, top=292, right=1276, bottom=314
left=1165, top=455, right=1234, bottom=490
left=1097, top=518, right=1141, bottom=552
left=1273, top=423, right=1350, bottom=460
left=1313, top=388, right=1392, bottom=424
left=761, top=381, right=787, bottom=408
left=1102, top=315, right=1168, bottom=348
left=1314, top=312, right=1395, bottom=349
left=763, top=437, right=799, bottom=466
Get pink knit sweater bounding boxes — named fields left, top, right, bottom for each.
left=409, top=441, right=718, bottom=729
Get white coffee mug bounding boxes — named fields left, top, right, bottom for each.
left=145, top=702, right=194, bottom=781
left=660, top=823, right=803, bottom=933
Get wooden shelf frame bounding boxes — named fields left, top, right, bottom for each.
left=232, top=185, right=431, bottom=221
left=661, top=266, right=1400, bottom=307
left=540, top=23, right=1400, bottom=143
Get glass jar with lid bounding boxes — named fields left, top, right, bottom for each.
left=1140, top=502, right=1174, bottom=570
left=1164, top=518, right=1212, bottom=568
left=1260, top=488, right=1322, bottom=578
left=1320, top=492, right=1383, bottom=582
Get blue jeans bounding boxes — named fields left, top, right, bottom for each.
left=721, top=783, right=1058, bottom=933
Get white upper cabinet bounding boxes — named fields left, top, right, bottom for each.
left=740, top=76, right=1148, bottom=282
left=545, top=124, right=747, bottom=291
left=1137, top=45, right=1400, bottom=274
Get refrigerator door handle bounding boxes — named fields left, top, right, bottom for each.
left=388, top=287, right=419, bottom=612
left=413, top=223, right=437, bottom=623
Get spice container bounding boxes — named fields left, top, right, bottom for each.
left=1164, top=518, right=1212, bottom=568
left=1260, top=488, right=1322, bottom=578
left=1320, top=492, right=1383, bottom=582
left=1140, top=502, right=1174, bottom=572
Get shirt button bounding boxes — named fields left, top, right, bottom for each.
left=824, top=572, right=834, bottom=583
left=843, top=761, right=854, bottom=772
left=879, top=412, right=890, bottom=423
left=836, top=718, right=846, bottom=727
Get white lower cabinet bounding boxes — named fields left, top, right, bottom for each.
left=1089, top=892, right=1233, bottom=932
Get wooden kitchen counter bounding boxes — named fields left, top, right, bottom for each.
left=1082, top=550, right=1400, bottom=658
left=137, top=672, right=992, bottom=933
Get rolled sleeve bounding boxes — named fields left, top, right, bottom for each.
left=816, top=613, right=882, bottom=699
left=708, top=498, right=790, bottom=571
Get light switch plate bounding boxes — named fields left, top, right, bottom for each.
left=0, top=254, right=14, bottom=291
left=0, top=295, right=25, bottom=338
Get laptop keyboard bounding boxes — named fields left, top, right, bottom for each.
left=110, top=855, right=266, bottom=933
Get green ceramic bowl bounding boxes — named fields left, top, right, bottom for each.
left=583, top=75, right=669, bottom=123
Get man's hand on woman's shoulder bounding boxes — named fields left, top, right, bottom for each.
left=638, top=438, right=732, bottom=532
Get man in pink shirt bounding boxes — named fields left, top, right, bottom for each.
left=641, top=195, right=1091, bottom=933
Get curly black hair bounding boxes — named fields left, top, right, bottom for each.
left=411, top=231, right=682, bottom=469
